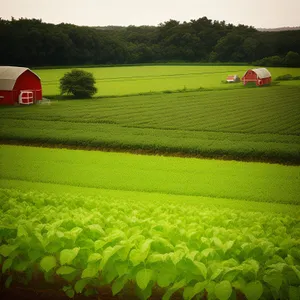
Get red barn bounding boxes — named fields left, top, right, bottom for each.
left=0, top=66, right=42, bottom=105
left=242, top=68, right=272, bottom=86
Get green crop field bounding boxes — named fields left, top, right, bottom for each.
left=1, top=65, right=300, bottom=299
left=34, top=65, right=300, bottom=96
left=1, top=85, right=300, bottom=163
left=0, top=145, right=300, bottom=299
left=1, top=145, right=300, bottom=204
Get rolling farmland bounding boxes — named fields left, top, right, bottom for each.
left=0, top=145, right=300, bottom=299
left=1, top=64, right=300, bottom=299
left=1, top=85, right=300, bottom=163
left=34, top=65, right=300, bottom=96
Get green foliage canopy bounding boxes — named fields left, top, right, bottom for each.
left=59, top=69, right=97, bottom=98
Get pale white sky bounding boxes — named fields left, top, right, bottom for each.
left=1, top=0, right=300, bottom=28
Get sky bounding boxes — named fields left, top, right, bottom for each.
left=1, top=0, right=300, bottom=28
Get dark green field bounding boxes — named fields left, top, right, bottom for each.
left=1, top=85, right=300, bottom=163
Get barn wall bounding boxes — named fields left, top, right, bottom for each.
left=13, top=70, right=42, bottom=103
left=243, top=70, right=258, bottom=81
left=0, top=90, right=14, bottom=105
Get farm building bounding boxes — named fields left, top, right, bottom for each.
left=226, top=75, right=240, bottom=83
left=242, top=68, right=272, bottom=86
left=0, top=66, right=42, bottom=105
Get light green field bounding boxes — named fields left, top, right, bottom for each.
left=1, top=145, right=299, bottom=205
left=34, top=65, right=300, bottom=96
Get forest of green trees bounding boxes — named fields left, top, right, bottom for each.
left=1, top=17, right=300, bottom=67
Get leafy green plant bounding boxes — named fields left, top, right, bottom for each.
left=0, top=188, right=299, bottom=299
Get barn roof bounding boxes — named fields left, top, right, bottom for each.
left=243, top=68, right=271, bottom=79
left=0, top=66, right=40, bottom=91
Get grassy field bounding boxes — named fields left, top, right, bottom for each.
left=34, top=65, right=300, bottom=96
left=1, top=145, right=299, bottom=204
left=0, top=145, right=300, bottom=299
left=1, top=85, right=300, bottom=163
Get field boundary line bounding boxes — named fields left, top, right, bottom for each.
left=1, top=140, right=299, bottom=166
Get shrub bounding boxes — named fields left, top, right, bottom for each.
left=60, top=69, right=97, bottom=98
left=275, top=74, right=300, bottom=81
left=275, top=74, right=293, bottom=81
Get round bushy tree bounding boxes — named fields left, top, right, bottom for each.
left=60, top=69, right=97, bottom=98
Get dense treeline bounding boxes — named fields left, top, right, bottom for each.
left=1, top=17, right=300, bottom=66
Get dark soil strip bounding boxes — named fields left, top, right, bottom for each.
left=1, top=139, right=299, bottom=166
left=0, top=283, right=246, bottom=300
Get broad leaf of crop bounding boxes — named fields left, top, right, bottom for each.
left=60, top=247, right=80, bottom=265
left=206, top=281, right=216, bottom=299
left=100, top=245, right=123, bottom=270
left=223, top=241, right=234, bottom=253
left=183, top=281, right=207, bottom=300
left=243, top=281, right=263, bottom=300
left=118, top=242, right=134, bottom=261
left=28, top=250, right=43, bottom=262
left=64, top=227, right=83, bottom=241
left=147, top=253, right=167, bottom=264
left=94, top=239, right=108, bottom=251
left=222, top=267, right=240, bottom=282
left=211, top=268, right=223, bottom=281
left=17, top=225, right=28, bottom=238
left=65, top=288, right=75, bottom=299
left=136, top=279, right=154, bottom=300
left=170, top=250, right=185, bottom=265
left=156, top=264, right=177, bottom=288
left=152, top=236, right=174, bottom=253
left=183, top=286, right=195, bottom=300
left=215, top=280, right=232, bottom=300
left=81, top=264, right=99, bottom=279
left=13, top=259, right=30, bottom=272
left=74, top=278, right=89, bottom=293
left=40, top=256, right=56, bottom=272
left=292, top=266, right=300, bottom=281
left=0, top=244, right=17, bottom=257
left=201, top=248, right=215, bottom=258
left=136, top=269, right=154, bottom=290
left=115, top=261, right=129, bottom=277
left=194, top=261, right=207, bottom=279
left=56, top=266, right=76, bottom=275
left=162, top=279, right=186, bottom=300
left=87, top=253, right=102, bottom=263
left=263, top=271, right=283, bottom=291
left=2, top=258, right=13, bottom=273
left=130, top=249, right=147, bottom=266
left=87, top=224, right=105, bottom=236
left=112, top=275, right=128, bottom=295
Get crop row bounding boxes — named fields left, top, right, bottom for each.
left=2, top=86, right=300, bottom=136
left=1, top=118, right=299, bottom=164
left=1, top=189, right=300, bottom=299
left=1, top=86, right=299, bottom=163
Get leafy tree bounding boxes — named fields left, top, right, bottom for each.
left=60, top=69, right=97, bottom=98
left=284, top=51, right=300, bottom=67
